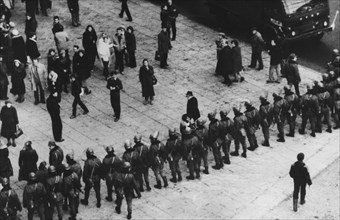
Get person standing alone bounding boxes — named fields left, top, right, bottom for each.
left=158, top=26, right=172, bottom=69
left=119, top=0, right=132, bottom=22
left=106, top=71, right=123, bottom=122
left=289, top=153, right=312, bottom=212
left=46, top=92, right=64, bottom=142
left=70, top=75, right=89, bottom=119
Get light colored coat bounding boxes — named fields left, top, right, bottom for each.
left=55, top=31, right=70, bottom=51
left=27, top=62, right=48, bottom=91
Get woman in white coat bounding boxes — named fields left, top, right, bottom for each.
left=97, top=33, right=117, bottom=78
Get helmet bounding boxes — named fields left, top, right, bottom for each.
left=66, top=153, right=74, bottom=161
left=134, top=135, right=142, bottom=143
left=283, top=85, right=291, bottom=91
left=64, top=163, right=71, bottom=171
left=207, top=112, right=216, bottom=119
left=150, top=131, right=159, bottom=140
left=329, top=71, right=335, bottom=78
left=220, top=110, right=228, bottom=117
left=168, top=128, right=177, bottom=137
left=306, top=84, right=313, bottom=91
left=259, top=95, right=267, bottom=101
left=28, top=172, right=37, bottom=181
left=124, top=140, right=132, bottom=150
left=243, top=99, right=251, bottom=107
left=106, top=146, right=114, bottom=153
left=196, top=119, right=206, bottom=126
left=322, top=73, right=329, bottom=81
left=332, top=49, right=339, bottom=57
left=48, top=165, right=56, bottom=174
left=86, top=148, right=94, bottom=156
left=122, top=161, right=131, bottom=170
left=318, top=82, right=324, bottom=88
left=48, top=141, right=56, bottom=147
left=2, top=177, right=9, bottom=186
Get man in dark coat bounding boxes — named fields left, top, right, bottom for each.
left=139, top=59, right=155, bottom=105
left=186, top=91, right=200, bottom=121
left=72, top=45, right=81, bottom=78
left=166, top=0, right=178, bottom=41
left=23, top=0, right=38, bottom=19
left=0, top=101, right=18, bottom=147
left=231, top=40, right=244, bottom=82
left=77, top=50, right=91, bottom=95
left=125, top=26, right=136, bottom=68
left=70, top=74, right=89, bottom=119
left=24, top=14, right=37, bottom=38
left=220, top=39, right=233, bottom=86
left=82, top=25, right=97, bottom=71
left=54, top=49, right=71, bottom=93
left=119, top=0, right=132, bottom=21
left=107, top=71, right=123, bottom=122
left=158, top=26, right=172, bottom=69
left=52, top=16, right=64, bottom=35
left=11, top=29, right=27, bottom=64
left=267, top=40, right=282, bottom=83
left=289, top=153, right=312, bottom=211
left=0, top=56, right=9, bottom=100
left=248, top=28, right=265, bottom=70
left=67, top=0, right=80, bottom=27
left=0, top=142, right=13, bottom=179
left=26, top=34, right=40, bottom=60
left=1, top=29, right=14, bottom=75
left=18, top=141, right=38, bottom=181
left=0, top=177, right=22, bottom=219
left=46, top=92, right=64, bottom=142
left=285, top=53, right=301, bottom=96
left=48, top=141, right=64, bottom=174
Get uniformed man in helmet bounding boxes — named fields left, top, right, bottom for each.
left=333, top=77, right=340, bottom=129
left=230, top=106, right=248, bottom=158
left=272, top=91, right=289, bottom=142
left=259, top=94, right=273, bottom=146
left=314, top=82, right=332, bottom=133
left=182, top=127, right=202, bottom=179
left=207, top=112, right=223, bottom=169
left=0, top=178, right=22, bottom=219
left=46, top=165, right=64, bottom=220
left=218, top=110, right=234, bottom=164
left=165, top=128, right=183, bottom=183
left=133, top=134, right=151, bottom=191
left=80, top=148, right=103, bottom=208
left=194, top=119, right=210, bottom=174
left=284, top=86, right=300, bottom=137
left=244, top=100, right=260, bottom=151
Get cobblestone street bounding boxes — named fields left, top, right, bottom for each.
left=3, top=0, right=339, bottom=219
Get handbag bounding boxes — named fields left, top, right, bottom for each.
left=152, top=75, right=157, bottom=85
left=14, top=127, right=23, bottom=139
left=155, top=51, right=161, bottom=61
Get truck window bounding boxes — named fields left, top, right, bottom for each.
left=282, top=0, right=312, bottom=14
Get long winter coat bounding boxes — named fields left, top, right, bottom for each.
left=158, top=30, right=171, bottom=54
left=217, top=45, right=233, bottom=77
left=139, top=65, right=155, bottom=97
left=26, top=38, right=40, bottom=59
left=286, top=60, right=301, bottom=84
left=26, top=62, right=48, bottom=91
left=2, top=34, right=14, bottom=64
left=82, top=27, right=98, bottom=57
left=0, top=105, right=18, bottom=139
left=19, top=147, right=38, bottom=181
left=232, top=45, right=243, bottom=73
left=0, top=147, right=13, bottom=178
left=77, top=53, right=91, bottom=80
left=12, top=34, right=27, bottom=64
left=10, top=63, right=26, bottom=95
left=0, top=62, right=8, bottom=88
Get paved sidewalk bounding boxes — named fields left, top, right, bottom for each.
left=3, top=0, right=339, bottom=219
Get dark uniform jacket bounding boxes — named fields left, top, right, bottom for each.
left=219, top=117, right=234, bottom=142
left=273, top=97, right=289, bottom=123
left=49, top=146, right=64, bottom=169
left=300, top=92, right=319, bottom=117
left=186, top=96, right=200, bottom=121
left=72, top=51, right=81, bottom=75
left=23, top=182, right=47, bottom=207
left=114, top=172, right=141, bottom=197
left=133, top=142, right=150, bottom=169
left=18, top=147, right=38, bottom=181
left=233, top=112, right=248, bottom=137
left=244, top=106, right=260, bottom=134
left=149, top=140, right=166, bottom=168
left=250, top=31, right=264, bottom=52
left=122, top=149, right=138, bottom=169
left=286, top=60, right=301, bottom=84
left=165, top=135, right=182, bottom=162
left=182, top=133, right=202, bottom=160
left=83, top=156, right=102, bottom=183
left=334, top=85, right=340, bottom=110
left=289, top=161, right=312, bottom=185
left=259, top=101, right=274, bottom=127
left=46, top=174, right=64, bottom=203
left=68, top=160, right=82, bottom=186
left=160, top=8, right=170, bottom=29
left=102, top=154, right=123, bottom=179
left=0, top=187, right=22, bottom=216
left=284, top=91, right=300, bottom=116
left=207, top=118, right=220, bottom=146
left=316, top=88, right=331, bottom=110
left=62, top=171, right=80, bottom=198
left=194, top=125, right=209, bottom=151
left=167, top=3, right=178, bottom=20
left=12, top=35, right=27, bottom=64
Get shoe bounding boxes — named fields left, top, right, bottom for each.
left=105, top=196, right=113, bottom=202
left=114, top=118, right=119, bottom=122
left=298, top=129, right=305, bottom=135
left=334, top=125, right=340, bottom=129
left=326, top=127, right=332, bottom=133
left=203, top=167, right=209, bottom=174
left=70, top=115, right=76, bottom=119
left=115, top=206, right=121, bottom=214
left=96, top=201, right=101, bottom=208
left=34, top=101, right=39, bottom=105
left=126, top=18, right=132, bottom=22
left=262, top=141, right=270, bottom=147
left=40, top=100, right=46, bottom=104
left=146, top=185, right=151, bottom=191
left=240, top=77, right=245, bottom=82
left=300, top=200, right=305, bottom=205
left=277, top=138, right=285, bottom=142
left=118, top=13, right=123, bottom=18
left=83, top=110, right=89, bottom=115
left=56, top=138, right=65, bottom=142
left=224, top=159, right=231, bottom=164
left=177, top=173, right=182, bottom=182
left=247, top=146, right=256, bottom=151
left=310, top=132, right=316, bottom=137
left=257, top=67, right=263, bottom=70
left=154, top=181, right=162, bottom=189
left=230, top=151, right=239, bottom=156
left=149, top=100, right=153, bottom=105
left=196, top=173, right=200, bottom=179
left=266, top=80, right=274, bottom=83
left=315, top=129, right=322, bottom=133
left=286, top=133, right=294, bottom=137
left=170, top=177, right=177, bottom=183
left=6, top=142, right=11, bottom=147
left=241, top=152, right=247, bottom=158
left=18, top=98, right=25, bottom=103
left=186, top=175, right=195, bottom=180
left=248, top=65, right=255, bottom=68
left=80, top=199, right=88, bottom=205
left=85, top=90, right=92, bottom=95
left=140, top=187, right=144, bottom=192
left=212, top=165, right=220, bottom=170
left=143, top=100, right=148, bottom=105
left=127, top=212, right=132, bottom=220
left=274, top=80, right=281, bottom=84
left=12, top=141, right=16, bottom=147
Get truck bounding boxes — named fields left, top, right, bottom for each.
left=206, top=0, right=338, bottom=44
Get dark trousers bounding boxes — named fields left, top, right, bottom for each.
left=160, top=52, right=168, bottom=68
left=106, top=177, right=114, bottom=200
left=250, top=50, right=263, bottom=68
left=334, top=108, right=340, bottom=127
left=84, top=180, right=101, bottom=202
left=261, top=122, right=270, bottom=142
left=135, top=166, right=150, bottom=190
left=289, top=82, right=300, bottom=97
left=234, top=134, right=247, bottom=153
left=170, top=19, right=177, bottom=40
left=169, top=159, right=181, bottom=177
left=301, top=114, right=316, bottom=133
left=72, top=95, right=88, bottom=116
left=0, top=85, right=8, bottom=99
left=246, top=130, right=258, bottom=147
left=110, top=92, right=121, bottom=119
left=222, top=139, right=231, bottom=162
left=70, top=10, right=80, bottom=26
left=287, top=114, right=297, bottom=135
left=152, top=164, right=165, bottom=182
left=120, top=1, right=132, bottom=20
left=115, top=51, right=124, bottom=73
left=34, top=83, right=45, bottom=103
left=86, top=49, right=97, bottom=71
left=212, top=143, right=223, bottom=166
left=293, top=181, right=306, bottom=201
left=38, top=0, right=48, bottom=14
left=128, top=50, right=136, bottom=68
left=46, top=200, right=63, bottom=220
left=187, top=157, right=200, bottom=176
left=27, top=203, right=45, bottom=220
left=277, top=117, right=286, bottom=139
left=116, top=191, right=133, bottom=214
left=50, top=114, right=63, bottom=141
left=201, top=148, right=209, bottom=168
left=102, top=59, right=109, bottom=77
left=26, top=0, right=38, bottom=19
left=316, top=107, right=331, bottom=131
left=68, top=195, right=79, bottom=219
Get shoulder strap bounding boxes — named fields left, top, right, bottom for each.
left=5, top=190, right=11, bottom=209
left=109, top=156, right=115, bottom=173
left=139, top=145, right=144, bottom=156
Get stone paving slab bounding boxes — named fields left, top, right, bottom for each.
left=3, top=0, right=339, bottom=219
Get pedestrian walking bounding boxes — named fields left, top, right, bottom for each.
left=289, top=153, right=312, bottom=212
left=82, top=25, right=97, bottom=71
left=48, top=141, right=64, bottom=174
left=72, top=45, right=81, bottom=77
left=81, top=148, right=102, bottom=208
left=119, top=0, right=132, bottom=22
left=248, top=27, right=264, bottom=70
left=11, top=29, right=27, bottom=64
left=0, top=101, right=19, bottom=147
left=97, top=33, right=116, bottom=77
left=77, top=50, right=92, bottom=95
left=167, top=0, right=178, bottom=41
left=186, top=91, right=200, bottom=121
left=67, top=0, right=80, bottom=27
left=259, top=94, right=273, bottom=146
left=24, top=14, right=37, bottom=38
left=70, top=74, right=89, bottom=119
left=46, top=92, right=64, bottom=142
left=139, top=59, right=155, bottom=105
left=0, top=140, right=13, bottom=180
left=26, top=34, right=40, bottom=61
left=132, top=135, right=151, bottom=192
left=27, top=58, right=47, bottom=105
left=23, top=172, right=47, bottom=220
left=0, top=177, right=22, bottom=220
left=18, top=141, right=38, bottom=181
left=125, top=26, right=136, bottom=68
left=285, top=53, right=301, bottom=96
left=0, top=56, right=9, bottom=100
left=149, top=131, right=168, bottom=189
left=267, top=40, right=282, bottom=83
left=113, top=27, right=126, bottom=74
left=45, top=165, right=64, bottom=220
left=107, top=71, right=123, bottom=122
left=158, top=26, right=172, bottom=69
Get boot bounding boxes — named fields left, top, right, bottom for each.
left=262, top=140, right=270, bottom=147
left=105, top=196, right=113, bottom=202
left=247, top=146, right=256, bottom=151
left=224, top=157, right=231, bottom=165
left=196, top=171, right=200, bottom=179
left=127, top=212, right=132, bottom=220
left=154, top=180, right=162, bottom=189
left=170, top=174, right=177, bottom=183
left=300, top=199, right=305, bottom=205
left=139, top=186, right=144, bottom=192
left=177, top=172, right=182, bottom=182
left=286, top=132, right=294, bottom=137
left=212, top=164, right=220, bottom=170
left=12, top=139, right=16, bottom=147
left=334, top=124, right=340, bottom=129
left=162, top=177, right=168, bottom=187
left=293, top=199, right=298, bottom=212
left=203, top=166, right=209, bottom=174
left=241, top=152, right=247, bottom=158
left=84, top=87, right=92, bottom=95
left=80, top=199, right=88, bottom=206
left=96, top=200, right=101, bottom=208
left=230, top=151, right=239, bottom=156
left=326, top=126, right=332, bottom=133
left=310, top=132, right=316, bottom=137
left=115, top=206, right=121, bottom=214
left=277, top=137, right=285, bottom=142
left=146, top=182, right=151, bottom=191
left=186, top=175, right=195, bottom=180
left=315, top=128, right=322, bottom=133
left=298, top=129, right=305, bottom=135
left=34, top=91, right=39, bottom=105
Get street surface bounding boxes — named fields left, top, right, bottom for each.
left=3, top=0, right=339, bottom=219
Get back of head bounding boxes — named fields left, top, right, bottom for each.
left=297, top=153, right=304, bottom=162
left=48, top=165, right=56, bottom=174
left=86, top=148, right=94, bottom=157
left=28, top=172, right=37, bottom=181
left=134, top=134, right=142, bottom=143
